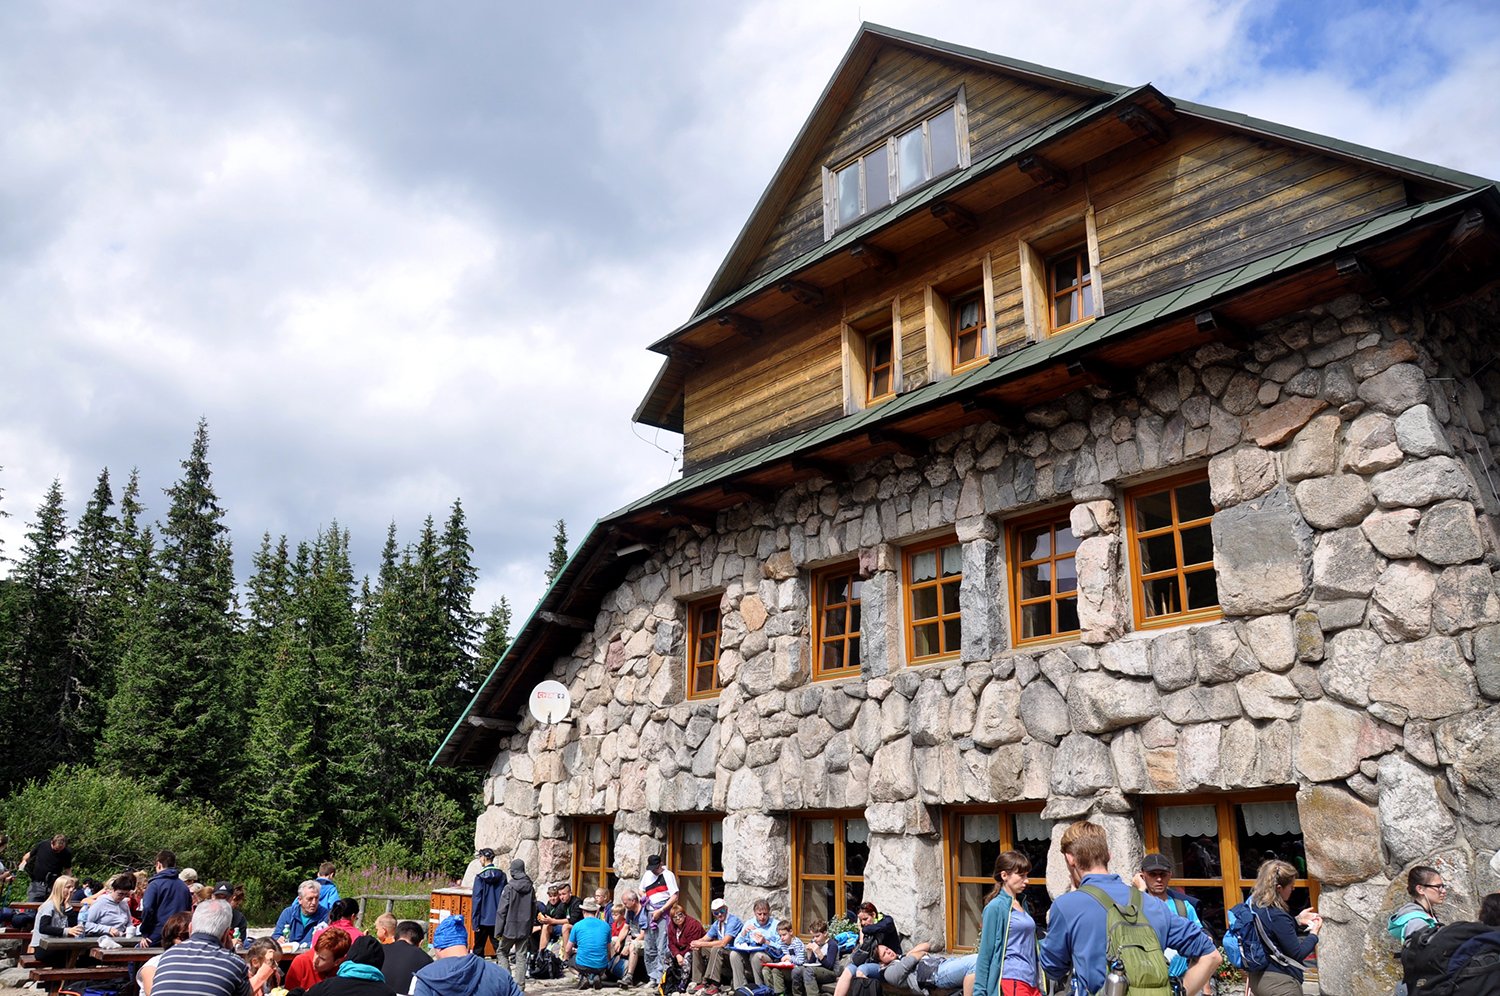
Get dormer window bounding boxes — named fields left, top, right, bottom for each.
left=824, top=91, right=969, bottom=238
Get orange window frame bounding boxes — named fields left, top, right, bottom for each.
left=1141, top=790, right=1319, bottom=939
left=670, top=816, right=724, bottom=923
left=813, top=562, right=863, bottom=680
left=1047, top=245, right=1094, bottom=333
left=1008, top=508, right=1080, bottom=647
left=943, top=805, right=1054, bottom=952
left=904, top=536, right=962, bottom=664
left=1125, top=471, right=1220, bottom=630
left=865, top=328, right=895, bottom=405
left=790, top=812, right=868, bottom=935
left=573, top=817, right=617, bottom=897
left=951, top=291, right=985, bottom=371
left=687, top=597, right=723, bottom=699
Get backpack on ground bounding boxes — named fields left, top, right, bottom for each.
left=1400, top=922, right=1500, bottom=996
left=734, top=987, right=773, bottom=996
left=834, top=931, right=858, bottom=954
left=528, top=946, right=565, bottom=979
left=846, top=976, right=881, bottom=996
left=1080, top=886, right=1171, bottom=996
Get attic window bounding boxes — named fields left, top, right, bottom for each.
left=823, top=90, right=969, bottom=238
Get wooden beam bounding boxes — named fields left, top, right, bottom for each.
left=848, top=242, right=897, bottom=273
left=867, top=428, right=927, bottom=456
left=778, top=280, right=825, bottom=307
left=660, top=503, right=718, bottom=527
left=669, top=344, right=705, bottom=368
left=1194, top=309, right=1249, bottom=346
left=465, top=715, right=517, bottom=732
left=1336, top=254, right=1394, bottom=308
left=539, top=610, right=592, bottom=630
left=930, top=201, right=978, bottom=234
left=961, top=396, right=1019, bottom=424
left=1390, top=208, right=1487, bottom=300
left=716, top=313, right=763, bottom=340
left=790, top=456, right=848, bottom=482
left=722, top=482, right=778, bottom=506
left=1117, top=105, right=1169, bottom=146
left=1066, top=358, right=1134, bottom=395
left=1017, top=154, right=1069, bottom=192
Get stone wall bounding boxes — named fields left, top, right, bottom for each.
left=474, top=294, right=1500, bottom=996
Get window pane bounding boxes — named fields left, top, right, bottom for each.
left=864, top=146, right=890, bottom=211
left=844, top=821, right=869, bottom=876
left=1180, top=525, right=1213, bottom=566
left=929, top=107, right=958, bottom=176
left=1140, top=534, right=1179, bottom=573
left=957, top=819, right=999, bottom=876
left=956, top=330, right=979, bottom=364
left=696, top=637, right=718, bottom=662
left=1053, top=256, right=1078, bottom=290
left=850, top=603, right=861, bottom=632
left=1142, top=576, right=1180, bottom=618
left=1056, top=597, right=1079, bottom=634
left=941, top=578, right=961, bottom=614
left=1234, top=802, right=1307, bottom=879
left=897, top=126, right=925, bottom=192
left=1054, top=524, right=1079, bottom=556
left=954, top=882, right=986, bottom=951
left=824, top=606, right=846, bottom=637
left=1176, top=480, right=1213, bottom=522
left=957, top=298, right=981, bottom=330
left=822, top=642, right=844, bottom=672
left=694, top=664, right=717, bottom=693
left=1186, top=570, right=1219, bottom=611
left=1081, top=284, right=1096, bottom=319
left=680, top=878, right=705, bottom=921
left=837, top=164, right=861, bottom=226
left=584, top=827, right=602, bottom=867
left=1021, top=563, right=1051, bottom=600
left=848, top=636, right=860, bottom=667
left=679, top=825, right=703, bottom=871
left=869, top=334, right=892, bottom=367
left=913, top=622, right=939, bottom=657
left=799, top=880, right=833, bottom=933
left=1180, top=886, right=1227, bottom=938
left=943, top=618, right=962, bottom=653
left=823, top=575, right=848, bottom=605
left=1056, top=557, right=1077, bottom=594
left=1135, top=491, right=1174, bottom=531
left=911, top=550, right=937, bottom=583
left=801, top=821, right=835, bottom=874
left=1021, top=602, right=1051, bottom=639
left=912, top=586, right=938, bottom=620
left=850, top=578, right=864, bottom=602
left=1054, top=294, right=1075, bottom=328
left=941, top=544, right=962, bottom=577
left=1020, top=526, right=1051, bottom=561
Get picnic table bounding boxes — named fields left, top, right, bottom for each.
left=90, top=944, right=301, bottom=964
left=32, top=937, right=129, bottom=994
left=35, top=935, right=100, bottom=968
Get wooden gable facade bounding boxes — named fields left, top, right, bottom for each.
left=644, top=27, right=1458, bottom=474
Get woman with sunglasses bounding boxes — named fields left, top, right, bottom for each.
left=1388, top=866, right=1446, bottom=996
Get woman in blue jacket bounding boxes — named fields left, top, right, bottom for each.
left=1247, top=860, right=1322, bottom=996
left=974, top=851, right=1040, bottom=996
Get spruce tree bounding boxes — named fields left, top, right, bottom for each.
left=546, top=518, right=569, bottom=584
left=101, top=420, right=241, bottom=798
left=440, top=500, right=480, bottom=701
left=66, top=469, right=121, bottom=759
left=0, top=480, right=75, bottom=790
left=477, top=597, right=512, bottom=673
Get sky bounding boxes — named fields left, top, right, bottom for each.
left=1, top=0, right=1497, bottom=621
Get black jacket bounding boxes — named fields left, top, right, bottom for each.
left=851, top=915, right=900, bottom=966
left=496, top=872, right=535, bottom=940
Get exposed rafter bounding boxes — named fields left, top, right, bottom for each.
left=1194, top=309, right=1248, bottom=346
left=790, top=456, right=848, bottom=482
left=1117, top=104, right=1168, bottom=145
left=848, top=242, right=897, bottom=273
left=868, top=428, right=928, bottom=456
left=779, top=280, right=826, bottom=307
left=1065, top=358, right=1134, bottom=394
left=1335, top=254, right=1394, bottom=308
left=1018, top=153, right=1069, bottom=191
left=930, top=201, right=978, bottom=234
left=538, top=610, right=593, bottom=630
left=716, top=313, right=764, bottom=340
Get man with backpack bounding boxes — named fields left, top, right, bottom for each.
left=1132, top=853, right=1207, bottom=996
left=1040, top=821, right=1219, bottom=996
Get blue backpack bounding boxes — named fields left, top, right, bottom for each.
left=1224, top=902, right=1255, bottom=969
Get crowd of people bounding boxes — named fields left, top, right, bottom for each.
left=5, top=825, right=1499, bottom=996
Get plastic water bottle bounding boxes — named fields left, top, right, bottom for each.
left=1103, top=958, right=1128, bottom=996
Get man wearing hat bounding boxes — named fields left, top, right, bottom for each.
left=566, top=897, right=612, bottom=985
left=214, top=882, right=249, bottom=946
left=689, top=899, right=743, bottom=993
left=639, top=854, right=680, bottom=987
left=414, top=914, right=522, bottom=996
left=1132, top=852, right=1207, bottom=996
left=471, top=849, right=507, bottom=960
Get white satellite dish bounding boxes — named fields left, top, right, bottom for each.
left=528, top=680, right=571, bottom=724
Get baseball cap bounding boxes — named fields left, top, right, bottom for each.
left=477, top=848, right=495, bottom=860
left=646, top=854, right=663, bottom=869
left=1141, top=853, right=1173, bottom=873
left=711, top=899, right=728, bottom=913
left=213, top=882, right=232, bottom=897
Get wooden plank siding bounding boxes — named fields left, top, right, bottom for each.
left=741, top=51, right=1092, bottom=285
left=681, top=121, right=1409, bottom=470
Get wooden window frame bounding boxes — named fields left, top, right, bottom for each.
left=943, top=805, right=1054, bottom=953
left=670, top=815, right=725, bottom=923
left=950, top=291, right=987, bottom=372
left=1018, top=206, right=1103, bottom=342
left=822, top=88, right=971, bottom=239
left=841, top=302, right=902, bottom=414
left=1141, top=790, right=1319, bottom=937
left=925, top=257, right=993, bottom=382
left=573, top=817, right=617, bottom=897
left=686, top=596, right=724, bottom=700
left=812, top=562, right=864, bottom=681
left=1047, top=245, right=1095, bottom=333
left=903, top=535, right=963, bottom=665
left=790, top=811, right=868, bottom=935
left=1125, top=470, right=1220, bottom=630
left=1008, top=506, right=1081, bottom=648
left=866, top=328, right=896, bottom=405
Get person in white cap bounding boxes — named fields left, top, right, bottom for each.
left=688, top=899, right=743, bottom=994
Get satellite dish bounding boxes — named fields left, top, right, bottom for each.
left=528, top=680, right=571, bottom=724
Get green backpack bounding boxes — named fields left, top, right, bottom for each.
left=1080, top=886, right=1173, bottom=996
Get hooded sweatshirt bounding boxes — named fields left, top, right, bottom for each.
left=140, top=867, right=194, bottom=944
left=307, top=937, right=396, bottom=996
left=413, top=954, right=523, bottom=996
left=472, top=864, right=508, bottom=928
left=496, top=861, right=535, bottom=940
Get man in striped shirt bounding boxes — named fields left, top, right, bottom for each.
left=152, top=899, right=252, bottom=996
left=639, top=854, right=679, bottom=987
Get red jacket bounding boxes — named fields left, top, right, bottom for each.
left=668, top=915, right=706, bottom=957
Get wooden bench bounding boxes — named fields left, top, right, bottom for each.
left=29, top=965, right=129, bottom=993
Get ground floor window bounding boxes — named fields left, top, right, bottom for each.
left=671, top=816, right=725, bottom=923
left=1141, top=791, right=1317, bottom=936
left=574, top=817, right=617, bottom=897
left=944, top=806, right=1055, bottom=951
left=791, top=813, right=869, bottom=933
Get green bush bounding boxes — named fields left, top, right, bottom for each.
left=336, top=838, right=448, bottom=932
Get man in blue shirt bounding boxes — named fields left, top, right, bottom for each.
left=691, top=899, right=743, bottom=991
left=731, top=900, right=780, bottom=991
left=1133, top=853, right=1208, bottom=995
left=275, top=880, right=331, bottom=946
left=1040, top=822, right=1220, bottom=996
left=568, top=898, right=613, bottom=980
